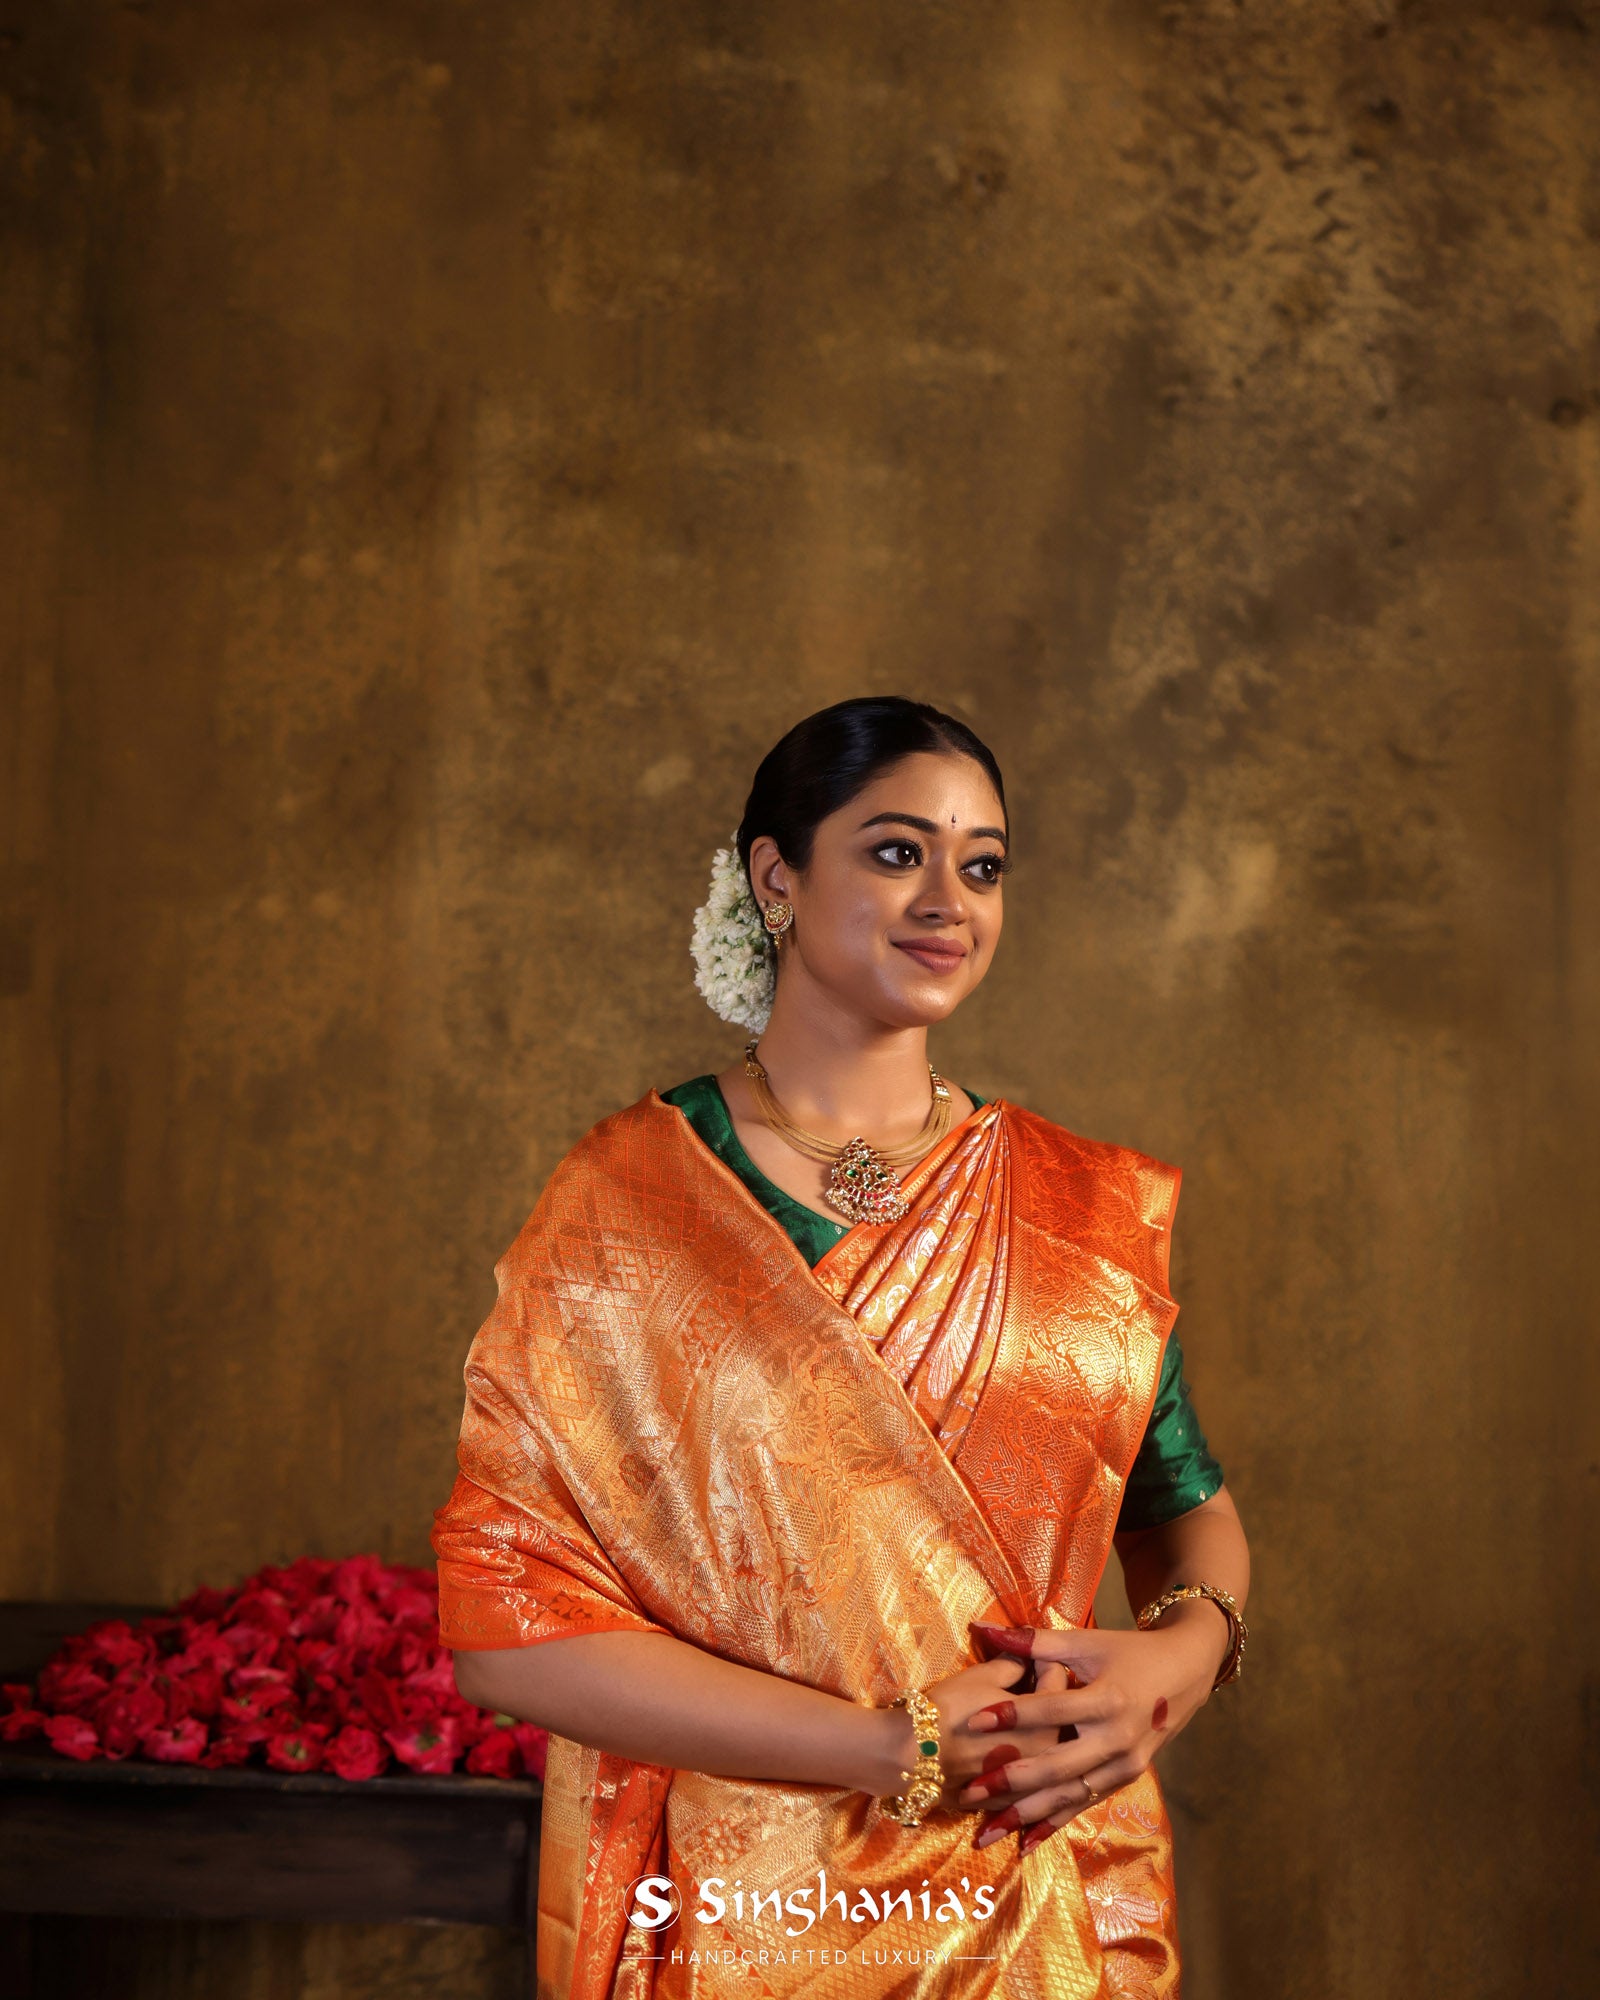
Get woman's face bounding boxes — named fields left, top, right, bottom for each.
left=748, top=750, right=1009, bottom=1030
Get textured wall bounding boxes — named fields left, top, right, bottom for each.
left=3, top=1, right=1597, bottom=1995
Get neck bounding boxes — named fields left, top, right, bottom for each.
left=751, top=984, right=936, bottom=1145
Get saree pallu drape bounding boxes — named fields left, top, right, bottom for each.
left=432, top=1092, right=1184, bottom=2000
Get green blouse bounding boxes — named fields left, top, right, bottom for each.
left=661, top=1074, right=1223, bottom=1534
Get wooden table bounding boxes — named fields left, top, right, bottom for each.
left=0, top=1603, right=542, bottom=1997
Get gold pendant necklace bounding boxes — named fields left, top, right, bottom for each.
left=742, top=1039, right=952, bottom=1225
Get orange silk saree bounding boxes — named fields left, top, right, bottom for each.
left=432, top=1089, right=1185, bottom=2000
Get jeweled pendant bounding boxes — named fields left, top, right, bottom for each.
left=825, top=1137, right=909, bottom=1225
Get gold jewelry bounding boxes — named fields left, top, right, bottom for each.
left=1079, top=1778, right=1103, bottom=1808
left=762, top=901, right=793, bottom=940
left=880, top=1687, right=944, bottom=1828
left=743, top=1038, right=952, bottom=1225
left=1135, top=1582, right=1247, bottom=1689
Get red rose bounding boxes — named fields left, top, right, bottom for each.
left=313, top=1682, right=353, bottom=1724
left=383, top=1716, right=464, bottom=1774
left=403, top=1651, right=457, bottom=1703
left=140, top=1718, right=208, bottom=1764
left=385, top=1587, right=437, bottom=1631
left=173, top=1586, right=232, bottom=1622
left=213, top=1705, right=279, bottom=1745
left=511, top=1722, right=549, bottom=1781
left=324, top=1725, right=387, bottom=1781
left=82, top=1620, right=155, bottom=1672
left=448, top=1697, right=498, bottom=1744
left=229, top=1598, right=287, bottom=1635
left=221, top=1679, right=295, bottom=1727
left=265, top=1724, right=328, bottom=1773
left=227, top=1589, right=294, bottom=1640
left=376, top=1631, right=428, bottom=1678
left=356, top=1670, right=405, bottom=1731
left=230, top=1662, right=292, bottom=1696
left=290, top=1594, right=342, bottom=1644
left=166, top=1634, right=234, bottom=1677
left=331, top=1555, right=387, bottom=1604
left=200, top=1731, right=255, bottom=1769
left=44, top=1714, right=100, bottom=1760
left=306, top=1642, right=360, bottom=1693
left=465, top=1727, right=521, bottom=1779
left=270, top=1557, right=336, bottom=1605
left=168, top=1668, right=225, bottom=1720
left=138, top=1613, right=189, bottom=1650
left=334, top=1600, right=392, bottom=1653
left=36, top=1660, right=110, bottom=1716
left=220, top=1624, right=278, bottom=1667
left=22, top=1557, right=460, bottom=1778
left=95, top=1683, right=167, bottom=1759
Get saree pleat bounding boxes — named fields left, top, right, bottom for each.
left=433, top=1090, right=1185, bottom=1999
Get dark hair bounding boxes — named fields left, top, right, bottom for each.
left=736, top=696, right=1007, bottom=884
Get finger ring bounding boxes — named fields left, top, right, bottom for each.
left=1081, top=1778, right=1103, bottom=1806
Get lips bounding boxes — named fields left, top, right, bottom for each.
left=892, top=939, right=967, bottom=972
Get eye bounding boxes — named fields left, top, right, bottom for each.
left=873, top=840, right=924, bottom=869
left=964, top=853, right=1011, bottom=887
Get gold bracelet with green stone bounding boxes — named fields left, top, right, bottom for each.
left=879, top=1687, right=944, bottom=1828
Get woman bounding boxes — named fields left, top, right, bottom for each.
left=432, top=696, right=1251, bottom=2000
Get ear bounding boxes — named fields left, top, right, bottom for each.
left=746, top=834, right=794, bottom=906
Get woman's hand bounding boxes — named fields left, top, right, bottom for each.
left=879, top=1656, right=1068, bottom=1813
left=954, top=1603, right=1232, bottom=1852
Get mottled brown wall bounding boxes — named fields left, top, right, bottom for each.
left=3, top=1, right=1597, bottom=1995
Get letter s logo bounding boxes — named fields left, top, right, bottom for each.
left=626, top=1875, right=682, bottom=1930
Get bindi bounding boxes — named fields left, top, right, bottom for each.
left=1151, top=1697, right=1169, bottom=1730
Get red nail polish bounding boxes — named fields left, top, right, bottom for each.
left=1019, top=1818, right=1059, bottom=1855
left=981, top=1745, right=1021, bottom=1771
left=971, top=1625, right=1034, bottom=1660
left=975, top=1699, right=1017, bottom=1730
left=973, top=1804, right=1021, bottom=1847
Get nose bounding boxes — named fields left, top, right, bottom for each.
left=909, top=853, right=972, bottom=926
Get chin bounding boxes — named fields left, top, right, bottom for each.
left=873, top=977, right=966, bottom=1030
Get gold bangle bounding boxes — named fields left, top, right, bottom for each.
left=879, top=1688, right=944, bottom=1828
left=1135, top=1582, right=1247, bottom=1689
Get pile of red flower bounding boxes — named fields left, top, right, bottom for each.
left=0, top=1554, right=547, bottom=1783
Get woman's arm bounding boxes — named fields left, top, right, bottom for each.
left=456, top=1632, right=917, bottom=1795
left=1113, top=1483, right=1251, bottom=1672
left=455, top=1630, right=1044, bottom=1812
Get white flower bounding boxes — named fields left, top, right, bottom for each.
left=690, top=829, right=776, bottom=1031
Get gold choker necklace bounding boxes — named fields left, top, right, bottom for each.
left=742, top=1039, right=952, bottom=1225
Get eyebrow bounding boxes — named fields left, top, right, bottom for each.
left=856, top=811, right=1009, bottom=849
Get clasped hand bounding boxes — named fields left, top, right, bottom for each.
left=918, top=1609, right=1229, bottom=1852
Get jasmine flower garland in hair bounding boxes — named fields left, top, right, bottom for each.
left=690, top=830, right=776, bottom=1031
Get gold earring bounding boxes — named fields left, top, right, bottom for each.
left=762, top=901, right=793, bottom=941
